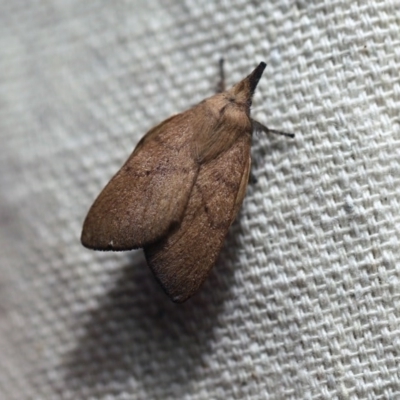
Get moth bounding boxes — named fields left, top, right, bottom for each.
left=81, top=61, right=294, bottom=303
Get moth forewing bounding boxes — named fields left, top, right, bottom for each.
left=144, top=133, right=252, bottom=302
left=81, top=112, right=200, bottom=250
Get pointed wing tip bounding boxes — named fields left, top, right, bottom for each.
left=159, top=279, right=197, bottom=303
left=171, top=294, right=190, bottom=303
left=81, top=236, right=114, bottom=251
left=81, top=229, right=141, bottom=252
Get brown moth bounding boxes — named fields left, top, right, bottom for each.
left=81, top=61, right=294, bottom=303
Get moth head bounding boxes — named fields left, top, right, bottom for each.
left=227, top=62, right=266, bottom=108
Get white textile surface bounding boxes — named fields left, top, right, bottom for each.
left=1, top=1, right=400, bottom=399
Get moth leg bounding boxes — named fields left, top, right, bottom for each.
left=249, top=172, right=258, bottom=185
left=252, top=119, right=295, bottom=138
left=216, top=58, right=225, bottom=93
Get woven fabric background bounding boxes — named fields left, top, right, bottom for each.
left=1, top=1, right=400, bottom=399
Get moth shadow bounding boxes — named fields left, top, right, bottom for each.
left=63, top=224, right=243, bottom=396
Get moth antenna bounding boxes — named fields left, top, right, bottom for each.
left=252, top=119, right=295, bottom=138
left=216, top=58, right=225, bottom=93
left=268, top=129, right=295, bottom=138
